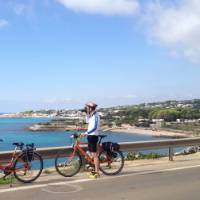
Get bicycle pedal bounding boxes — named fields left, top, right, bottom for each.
left=86, top=165, right=94, bottom=170
left=57, top=163, right=65, bottom=167
left=3, top=173, right=10, bottom=180
left=106, top=165, right=112, bottom=169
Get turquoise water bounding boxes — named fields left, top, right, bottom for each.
left=0, top=118, right=179, bottom=168
left=0, top=118, right=164, bottom=151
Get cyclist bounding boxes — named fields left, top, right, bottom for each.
left=81, top=102, right=100, bottom=179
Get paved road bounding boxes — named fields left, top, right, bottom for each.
left=1, top=165, right=200, bottom=200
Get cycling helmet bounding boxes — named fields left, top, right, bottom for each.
left=86, top=102, right=98, bottom=109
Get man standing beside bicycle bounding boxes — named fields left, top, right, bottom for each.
left=80, top=102, right=101, bottom=179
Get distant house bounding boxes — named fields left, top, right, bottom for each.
left=152, top=119, right=164, bottom=122
left=98, top=112, right=105, bottom=117
left=151, top=119, right=164, bottom=129
left=136, top=118, right=151, bottom=127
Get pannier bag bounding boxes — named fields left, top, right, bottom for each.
left=22, top=149, right=34, bottom=162
left=102, top=142, right=120, bottom=158
left=22, top=144, right=35, bottom=162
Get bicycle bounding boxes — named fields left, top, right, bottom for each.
left=55, top=133, right=124, bottom=177
left=0, top=139, right=43, bottom=183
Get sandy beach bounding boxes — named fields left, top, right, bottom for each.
left=108, top=127, right=190, bottom=138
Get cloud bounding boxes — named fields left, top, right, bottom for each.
left=0, top=19, right=9, bottom=28
left=14, top=3, right=27, bottom=15
left=140, top=0, right=200, bottom=63
left=7, top=1, right=35, bottom=17
left=56, top=0, right=140, bottom=16
left=56, top=0, right=200, bottom=63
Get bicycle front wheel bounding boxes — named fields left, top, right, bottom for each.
left=99, top=150, right=124, bottom=176
left=55, top=150, right=82, bottom=177
left=14, top=152, right=43, bottom=183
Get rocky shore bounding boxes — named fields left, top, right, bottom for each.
left=28, top=121, right=190, bottom=138
left=28, top=123, right=86, bottom=132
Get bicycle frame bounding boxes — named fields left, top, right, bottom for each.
left=70, top=137, right=111, bottom=166
left=0, top=146, right=18, bottom=172
left=0, top=146, right=28, bottom=174
left=72, top=140, right=95, bottom=165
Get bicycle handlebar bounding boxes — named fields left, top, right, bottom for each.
left=70, top=133, right=107, bottom=144
left=70, top=133, right=81, bottom=143
left=26, top=143, right=35, bottom=148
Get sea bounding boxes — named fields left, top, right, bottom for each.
left=0, top=118, right=177, bottom=168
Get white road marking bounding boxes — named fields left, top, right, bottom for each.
left=0, top=179, right=91, bottom=194
left=101, top=164, right=200, bottom=181
left=0, top=164, right=200, bottom=193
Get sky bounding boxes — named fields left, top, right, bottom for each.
left=0, top=0, right=200, bottom=112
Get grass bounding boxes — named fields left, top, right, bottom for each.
left=126, top=152, right=164, bottom=161
left=43, top=169, right=53, bottom=174
left=0, top=175, right=16, bottom=185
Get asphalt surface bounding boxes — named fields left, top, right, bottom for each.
left=1, top=164, right=200, bottom=200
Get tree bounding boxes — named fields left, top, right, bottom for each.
left=149, top=108, right=179, bottom=122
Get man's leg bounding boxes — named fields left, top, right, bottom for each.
left=87, top=136, right=100, bottom=178
left=92, top=152, right=100, bottom=173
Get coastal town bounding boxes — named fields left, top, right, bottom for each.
left=1, top=99, right=200, bottom=138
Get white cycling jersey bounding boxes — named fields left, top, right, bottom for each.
left=85, top=112, right=100, bottom=136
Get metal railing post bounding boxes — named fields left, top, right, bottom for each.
left=169, top=146, right=174, bottom=161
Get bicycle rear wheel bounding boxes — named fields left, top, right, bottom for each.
left=14, top=152, right=43, bottom=183
left=99, top=150, right=124, bottom=175
left=55, top=150, right=82, bottom=177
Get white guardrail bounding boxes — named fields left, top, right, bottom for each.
left=1, top=137, right=200, bottom=162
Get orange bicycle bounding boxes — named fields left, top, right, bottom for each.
left=55, top=133, right=124, bottom=177
left=0, top=139, right=43, bottom=183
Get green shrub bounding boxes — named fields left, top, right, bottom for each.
left=126, top=152, right=164, bottom=160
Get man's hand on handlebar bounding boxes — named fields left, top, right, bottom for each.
left=80, top=132, right=87, bottom=137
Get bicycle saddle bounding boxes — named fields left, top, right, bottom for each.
left=98, top=135, right=107, bottom=139
left=13, top=142, right=24, bottom=147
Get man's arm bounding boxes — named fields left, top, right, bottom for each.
left=87, top=115, right=98, bottom=134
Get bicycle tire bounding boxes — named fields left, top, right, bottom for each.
left=13, top=152, right=43, bottom=183
left=99, top=150, right=124, bottom=176
left=55, top=150, right=82, bottom=177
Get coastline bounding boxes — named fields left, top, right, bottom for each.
left=6, top=116, right=192, bottom=138
left=108, top=127, right=190, bottom=138
left=0, top=116, right=52, bottom=119
left=28, top=123, right=191, bottom=138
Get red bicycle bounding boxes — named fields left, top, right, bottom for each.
left=55, top=133, right=124, bottom=177
left=0, top=139, right=43, bottom=183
